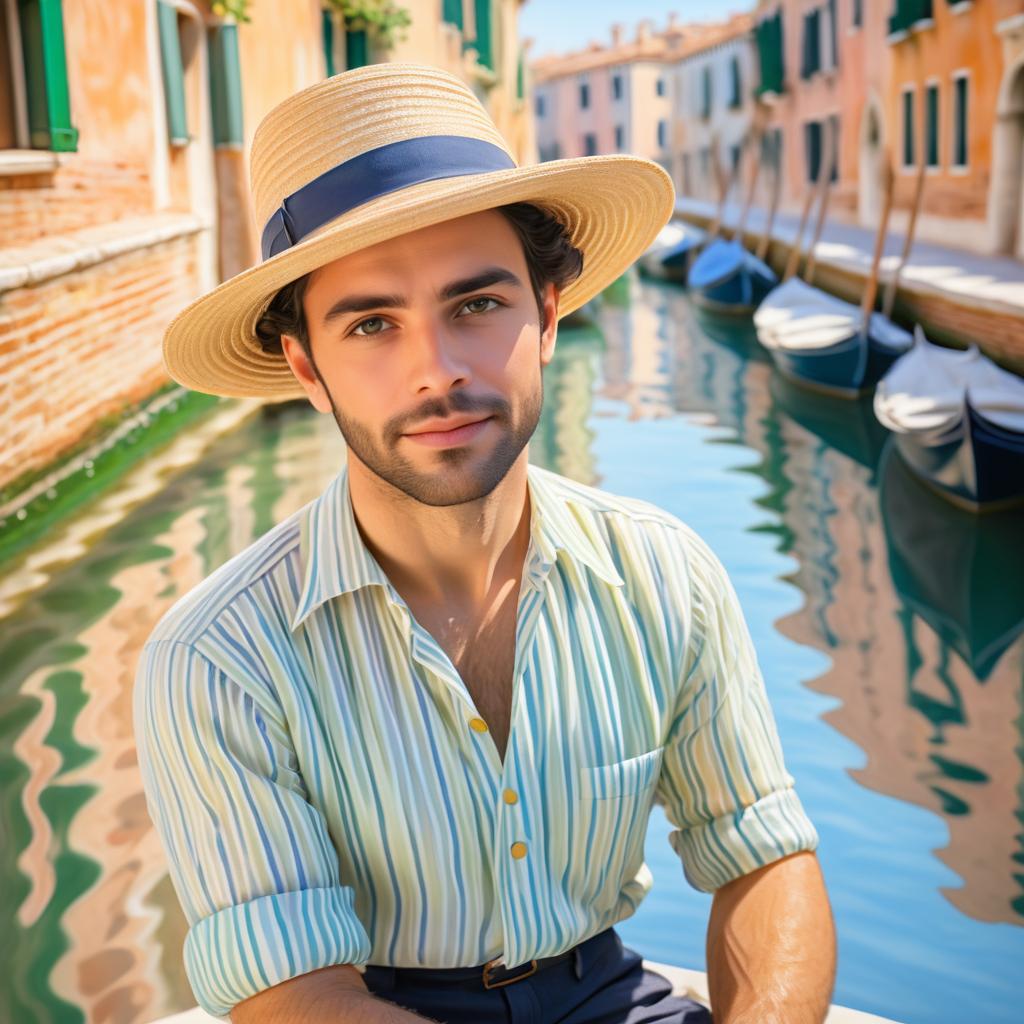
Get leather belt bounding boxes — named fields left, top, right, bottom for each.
left=481, top=948, right=575, bottom=989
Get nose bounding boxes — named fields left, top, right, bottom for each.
left=408, top=318, right=472, bottom=396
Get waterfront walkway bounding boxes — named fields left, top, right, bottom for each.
left=673, top=196, right=1024, bottom=372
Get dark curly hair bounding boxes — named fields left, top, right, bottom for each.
left=253, top=202, right=584, bottom=359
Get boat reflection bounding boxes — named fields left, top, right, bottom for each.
left=879, top=440, right=1024, bottom=681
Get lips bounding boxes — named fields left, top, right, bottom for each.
left=405, top=415, right=491, bottom=436
left=402, top=415, right=493, bottom=447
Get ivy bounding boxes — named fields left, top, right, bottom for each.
left=211, top=1, right=412, bottom=49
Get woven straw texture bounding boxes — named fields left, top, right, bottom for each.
left=162, top=64, right=675, bottom=399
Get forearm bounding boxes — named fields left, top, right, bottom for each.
left=230, top=964, right=440, bottom=1023
left=706, top=851, right=836, bottom=1024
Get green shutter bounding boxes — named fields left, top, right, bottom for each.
left=756, top=11, right=785, bottom=96
left=925, top=83, right=938, bottom=167
left=16, top=0, right=78, bottom=151
left=156, top=0, right=188, bottom=145
left=473, top=0, right=493, bottom=71
left=208, top=24, right=243, bottom=147
left=903, top=89, right=915, bottom=166
left=801, top=9, right=820, bottom=79
left=889, top=0, right=934, bottom=38
left=443, top=0, right=464, bottom=29
left=516, top=49, right=524, bottom=100
left=322, top=9, right=336, bottom=77
left=701, top=66, right=712, bottom=118
left=345, top=26, right=368, bottom=69
left=953, top=75, right=968, bottom=166
left=729, top=57, right=741, bottom=107
left=805, top=120, right=821, bottom=182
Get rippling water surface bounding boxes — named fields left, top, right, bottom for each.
left=1, top=273, right=1021, bottom=1023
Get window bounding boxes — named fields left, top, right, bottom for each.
left=730, top=141, right=741, bottom=171
left=345, top=23, right=369, bottom=69
left=157, top=0, right=190, bottom=145
left=801, top=8, right=821, bottom=79
left=657, top=119, right=667, bottom=149
left=755, top=10, right=785, bottom=95
left=925, top=81, right=939, bottom=168
left=473, top=0, right=494, bottom=70
left=827, top=113, right=839, bottom=182
left=700, top=65, right=712, bottom=118
left=728, top=55, right=742, bottom=108
left=321, top=8, right=337, bottom=76
left=952, top=73, right=968, bottom=167
left=583, top=132, right=597, bottom=156
left=902, top=86, right=915, bottom=167
left=536, top=94, right=545, bottom=118
left=612, top=73, right=622, bottom=100
left=825, top=0, right=838, bottom=71
left=539, top=141, right=561, bottom=162
left=209, top=23, right=243, bottom=147
left=1, top=0, right=77, bottom=152
left=442, top=0, right=464, bottom=29
left=805, top=120, right=822, bottom=182
left=579, top=81, right=590, bottom=109
left=614, top=124, right=624, bottom=149
left=852, top=0, right=863, bottom=28
left=656, top=77, right=665, bottom=97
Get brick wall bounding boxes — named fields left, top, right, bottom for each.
left=0, top=233, right=201, bottom=491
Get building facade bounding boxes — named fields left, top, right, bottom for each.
left=752, top=0, right=1024, bottom=255
left=0, top=0, right=531, bottom=495
left=669, top=14, right=756, bottom=202
left=531, top=18, right=684, bottom=166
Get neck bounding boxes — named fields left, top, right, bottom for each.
left=346, top=452, right=533, bottom=611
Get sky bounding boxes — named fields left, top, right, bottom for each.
left=519, top=0, right=755, bottom=60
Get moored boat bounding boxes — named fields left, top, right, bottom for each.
left=873, top=327, right=1024, bottom=511
left=687, top=114, right=780, bottom=314
left=638, top=221, right=706, bottom=282
left=755, top=145, right=913, bottom=397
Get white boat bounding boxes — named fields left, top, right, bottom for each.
left=874, top=327, right=1024, bottom=509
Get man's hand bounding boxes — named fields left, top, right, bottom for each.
left=230, top=964, right=440, bottom=1023
left=706, top=850, right=836, bottom=1024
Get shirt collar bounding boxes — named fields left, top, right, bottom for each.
left=290, top=461, right=624, bottom=633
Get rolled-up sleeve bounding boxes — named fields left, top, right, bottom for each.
left=133, top=639, right=371, bottom=1018
left=655, top=529, right=819, bottom=892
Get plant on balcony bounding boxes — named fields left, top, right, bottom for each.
left=212, top=1, right=411, bottom=49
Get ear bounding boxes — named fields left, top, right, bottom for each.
left=539, top=282, right=560, bottom=368
left=281, top=335, right=333, bottom=414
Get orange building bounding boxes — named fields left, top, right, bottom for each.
left=752, top=0, right=1024, bottom=256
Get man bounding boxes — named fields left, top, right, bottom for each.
left=135, top=64, right=836, bottom=1024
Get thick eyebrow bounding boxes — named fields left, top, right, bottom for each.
left=320, top=267, right=525, bottom=327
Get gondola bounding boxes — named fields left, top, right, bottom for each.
left=638, top=220, right=707, bottom=282
left=755, top=142, right=914, bottom=397
left=687, top=114, right=781, bottom=314
left=873, top=327, right=1024, bottom=511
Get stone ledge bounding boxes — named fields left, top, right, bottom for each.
left=0, top=212, right=211, bottom=293
left=142, top=961, right=902, bottom=1024
left=0, top=149, right=62, bottom=175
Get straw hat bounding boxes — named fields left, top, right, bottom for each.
left=162, top=62, right=675, bottom=400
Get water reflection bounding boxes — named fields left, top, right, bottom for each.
left=0, top=270, right=1021, bottom=1023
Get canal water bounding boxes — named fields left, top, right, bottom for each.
left=0, top=272, right=1021, bottom=1024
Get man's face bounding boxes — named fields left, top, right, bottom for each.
left=282, top=209, right=559, bottom=507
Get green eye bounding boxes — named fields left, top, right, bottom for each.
left=353, top=317, right=389, bottom=336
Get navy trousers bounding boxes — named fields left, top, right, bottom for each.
left=362, top=928, right=713, bottom=1023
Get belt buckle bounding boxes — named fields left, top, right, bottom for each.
left=482, top=956, right=538, bottom=989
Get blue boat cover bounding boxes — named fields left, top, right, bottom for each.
left=688, top=239, right=746, bottom=289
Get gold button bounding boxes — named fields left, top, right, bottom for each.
left=469, top=717, right=489, bottom=733
left=510, top=841, right=528, bottom=860
left=503, top=789, right=519, bottom=805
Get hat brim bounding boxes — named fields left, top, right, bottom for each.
left=162, top=154, right=674, bottom=399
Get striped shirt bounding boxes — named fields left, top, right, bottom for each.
left=133, top=461, right=818, bottom=1018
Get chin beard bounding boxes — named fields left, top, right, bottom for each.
left=325, top=382, right=543, bottom=508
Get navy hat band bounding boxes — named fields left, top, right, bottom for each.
left=260, top=135, right=517, bottom=261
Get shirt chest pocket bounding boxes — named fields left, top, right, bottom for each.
left=578, top=744, right=665, bottom=800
